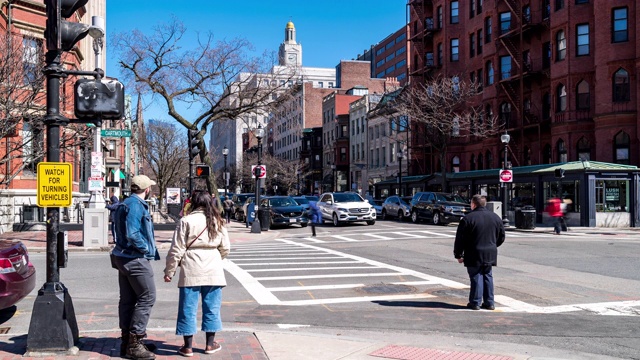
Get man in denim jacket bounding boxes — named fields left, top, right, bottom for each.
left=112, top=175, right=160, bottom=359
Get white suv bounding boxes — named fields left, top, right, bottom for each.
left=317, top=192, right=376, bottom=226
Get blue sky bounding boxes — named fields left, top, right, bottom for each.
left=105, top=0, right=407, bottom=121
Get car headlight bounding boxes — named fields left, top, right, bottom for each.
left=337, top=207, right=348, bottom=212
left=271, top=211, right=283, bottom=218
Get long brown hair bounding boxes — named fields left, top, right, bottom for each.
left=189, top=190, right=224, bottom=239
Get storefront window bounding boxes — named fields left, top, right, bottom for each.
left=595, top=180, right=628, bottom=212
left=544, top=180, right=579, bottom=213
left=511, top=182, right=534, bottom=210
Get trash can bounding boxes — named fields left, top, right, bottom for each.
left=167, top=204, right=181, bottom=218
left=515, top=205, right=536, bottom=229
left=258, top=206, right=271, bottom=231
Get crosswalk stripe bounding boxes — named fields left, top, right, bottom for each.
left=237, top=261, right=362, bottom=266
left=230, top=256, right=345, bottom=261
left=417, top=230, right=455, bottom=238
left=247, top=266, right=377, bottom=272
left=330, top=235, right=358, bottom=241
left=268, top=283, right=365, bottom=292
left=277, top=293, right=436, bottom=306
left=392, top=232, right=424, bottom=238
left=366, top=234, right=393, bottom=240
left=254, top=272, right=410, bottom=281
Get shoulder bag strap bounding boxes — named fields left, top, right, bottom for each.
left=185, top=226, right=207, bottom=251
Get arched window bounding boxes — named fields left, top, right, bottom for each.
left=542, top=92, right=551, bottom=119
left=556, top=30, right=566, bottom=60
left=470, top=154, right=476, bottom=171
left=576, top=137, right=590, bottom=161
left=614, top=131, right=630, bottom=164
left=613, top=68, right=630, bottom=102
left=452, top=156, right=460, bottom=172
left=485, top=150, right=493, bottom=169
left=524, top=146, right=531, bottom=165
left=477, top=153, right=484, bottom=170
left=500, top=102, right=511, bottom=127
left=557, top=139, right=567, bottom=163
left=576, top=80, right=590, bottom=110
left=556, top=84, right=567, bottom=112
left=543, top=144, right=552, bottom=164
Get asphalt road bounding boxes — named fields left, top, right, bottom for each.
left=3, top=220, right=639, bottom=359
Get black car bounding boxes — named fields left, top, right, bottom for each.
left=260, top=196, right=309, bottom=228
left=231, top=193, right=254, bottom=221
left=409, top=192, right=471, bottom=225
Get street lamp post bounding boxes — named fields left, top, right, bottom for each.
left=331, top=164, right=336, bottom=192
left=397, top=149, right=404, bottom=197
left=501, top=132, right=511, bottom=226
left=222, top=146, right=229, bottom=197
left=251, top=124, right=265, bottom=234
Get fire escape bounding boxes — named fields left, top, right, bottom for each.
left=496, top=0, right=550, bottom=166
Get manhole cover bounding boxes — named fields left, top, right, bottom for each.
left=357, top=284, right=417, bottom=295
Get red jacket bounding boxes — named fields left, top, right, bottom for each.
left=545, top=199, right=563, bottom=217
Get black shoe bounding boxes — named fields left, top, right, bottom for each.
left=481, top=303, right=495, bottom=310
left=466, top=303, right=480, bottom=310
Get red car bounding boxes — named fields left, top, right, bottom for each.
left=0, top=240, right=36, bottom=310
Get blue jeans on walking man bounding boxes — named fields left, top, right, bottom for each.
left=466, top=265, right=494, bottom=307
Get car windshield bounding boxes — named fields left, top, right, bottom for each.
left=293, top=197, right=309, bottom=205
left=436, top=193, right=466, bottom=203
left=333, top=193, right=364, bottom=203
left=270, top=197, right=297, bottom=207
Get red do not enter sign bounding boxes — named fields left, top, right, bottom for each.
left=499, top=169, right=513, bottom=183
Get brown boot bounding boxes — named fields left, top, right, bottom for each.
left=127, top=333, right=156, bottom=360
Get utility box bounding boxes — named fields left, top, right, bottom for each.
left=486, top=201, right=502, bottom=219
left=83, top=208, right=109, bottom=247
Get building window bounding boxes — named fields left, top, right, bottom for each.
left=470, top=0, right=475, bottom=18
left=557, top=139, right=567, bottom=163
left=577, top=137, right=590, bottom=161
left=485, top=150, right=493, bottom=169
left=485, top=61, right=494, bottom=85
left=23, top=121, right=43, bottom=173
left=451, top=1, right=459, bottom=24
left=556, top=84, right=567, bottom=112
left=450, top=39, right=459, bottom=61
left=477, top=69, right=483, bottom=91
left=613, top=68, right=630, bottom=102
left=543, top=144, right=552, bottom=164
left=437, top=43, right=443, bottom=66
left=543, top=0, right=551, bottom=19
left=575, top=0, right=588, bottom=4
left=341, top=147, right=347, bottom=161
left=500, top=12, right=511, bottom=34
left=614, top=131, right=630, bottom=164
left=452, top=156, right=460, bottom=173
left=542, top=41, right=551, bottom=68
left=437, top=6, right=443, bottom=28
left=426, top=52, right=434, bottom=66
left=477, top=29, right=483, bottom=54
left=500, top=55, right=512, bottom=80
left=500, top=102, right=511, bottom=127
left=523, top=5, right=531, bottom=23
left=22, top=38, right=40, bottom=85
left=477, top=0, right=483, bottom=13
left=470, top=154, right=476, bottom=171
left=555, top=0, right=564, bottom=11
left=576, top=24, right=589, bottom=56
left=477, top=153, right=484, bottom=170
left=469, top=33, right=475, bottom=57
left=485, top=17, right=492, bottom=43
left=556, top=30, right=566, bottom=60
left=576, top=80, right=590, bottom=110
left=612, top=8, right=628, bottom=43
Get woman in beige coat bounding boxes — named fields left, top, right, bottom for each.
left=164, top=190, right=230, bottom=357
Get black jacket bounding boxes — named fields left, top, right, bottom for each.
left=453, top=206, right=505, bottom=267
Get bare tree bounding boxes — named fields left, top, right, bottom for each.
left=113, top=19, right=295, bottom=199
left=141, top=120, right=189, bottom=207
left=396, top=75, right=501, bottom=189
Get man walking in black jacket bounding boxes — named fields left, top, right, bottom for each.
left=454, top=195, right=505, bottom=310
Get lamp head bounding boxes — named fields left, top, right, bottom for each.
left=254, top=124, right=265, bottom=139
left=397, top=150, right=404, bottom=159
left=222, top=146, right=229, bottom=156
left=500, top=133, right=511, bottom=144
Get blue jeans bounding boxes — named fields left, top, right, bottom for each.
left=467, top=265, right=494, bottom=307
left=176, top=286, right=223, bottom=336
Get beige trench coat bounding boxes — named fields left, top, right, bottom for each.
left=164, top=209, right=230, bottom=287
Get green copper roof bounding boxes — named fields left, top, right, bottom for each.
left=448, top=161, right=637, bottom=180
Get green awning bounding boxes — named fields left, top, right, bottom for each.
left=111, top=169, right=126, bottom=179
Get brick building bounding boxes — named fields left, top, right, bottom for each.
left=408, top=0, right=638, bottom=174
left=356, top=25, right=410, bottom=85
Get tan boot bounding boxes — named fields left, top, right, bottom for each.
left=126, top=333, right=156, bottom=360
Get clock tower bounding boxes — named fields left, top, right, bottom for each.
left=278, top=21, right=302, bottom=66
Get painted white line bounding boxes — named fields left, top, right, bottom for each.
left=246, top=266, right=377, bottom=272
left=417, top=230, right=455, bottom=238
left=231, top=251, right=326, bottom=256
left=302, top=237, right=326, bottom=243
left=254, top=272, right=410, bottom=281
left=268, top=283, right=365, bottom=292
left=223, top=260, right=281, bottom=305
left=237, top=261, right=363, bottom=266
left=392, top=280, right=443, bottom=286
left=392, top=232, right=425, bottom=238
left=277, top=324, right=311, bottom=329
left=278, top=293, right=436, bottom=306
left=230, top=256, right=345, bottom=261
left=495, top=296, right=640, bottom=316
left=366, top=234, right=393, bottom=240
left=331, top=235, right=358, bottom=242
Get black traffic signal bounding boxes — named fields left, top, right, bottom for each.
left=188, top=129, right=200, bottom=161
left=74, top=79, right=125, bottom=120
left=45, top=0, right=91, bottom=52
left=195, top=165, right=210, bottom=178
left=554, top=168, right=565, bottom=178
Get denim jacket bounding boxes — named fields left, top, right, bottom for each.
left=112, top=194, right=160, bottom=260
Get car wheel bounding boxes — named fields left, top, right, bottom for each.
left=301, top=223, right=308, bottom=228
left=432, top=212, right=441, bottom=225
left=411, top=211, right=419, bottom=223
left=366, top=220, right=375, bottom=225
left=234, top=211, right=241, bottom=221
left=332, top=213, right=340, bottom=227
left=381, top=209, right=387, bottom=220
left=398, top=210, right=404, bottom=221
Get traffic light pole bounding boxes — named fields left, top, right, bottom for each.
left=26, top=50, right=79, bottom=354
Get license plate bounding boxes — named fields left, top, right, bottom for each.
left=289, top=218, right=297, bottom=223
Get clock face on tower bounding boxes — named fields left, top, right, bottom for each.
left=287, top=53, right=296, bottom=64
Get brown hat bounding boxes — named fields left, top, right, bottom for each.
left=131, top=175, right=156, bottom=190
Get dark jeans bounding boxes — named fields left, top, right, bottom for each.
left=466, top=265, right=494, bottom=306
left=114, top=256, right=156, bottom=335
left=224, top=209, right=232, bottom=224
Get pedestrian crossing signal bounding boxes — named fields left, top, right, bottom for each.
left=195, top=165, right=210, bottom=178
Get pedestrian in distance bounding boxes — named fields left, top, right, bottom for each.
left=308, top=200, right=321, bottom=237
left=454, top=194, right=505, bottom=311
left=164, top=190, right=231, bottom=357
left=105, top=195, right=120, bottom=244
left=111, top=175, right=160, bottom=359
left=545, top=197, right=564, bottom=235
left=223, top=197, right=235, bottom=225
left=150, top=195, right=157, bottom=213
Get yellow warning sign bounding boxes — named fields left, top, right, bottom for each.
left=37, top=162, right=73, bottom=207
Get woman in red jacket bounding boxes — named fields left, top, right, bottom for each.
left=545, top=198, right=563, bottom=235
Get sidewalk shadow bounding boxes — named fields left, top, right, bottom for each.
left=0, top=305, right=17, bottom=325
left=0, top=334, right=27, bottom=356
left=77, top=336, right=180, bottom=357
left=373, top=300, right=466, bottom=310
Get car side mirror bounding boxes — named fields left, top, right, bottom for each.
left=364, top=199, right=369, bottom=203
left=326, top=200, right=333, bottom=205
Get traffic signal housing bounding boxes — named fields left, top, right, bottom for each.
left=188, top=129, right=200, bottom=161
left=195, top=165, right=210, bottom=178
left=74, top=79, right=125, bottom=120
left=45, top=0, right=91, bottom=52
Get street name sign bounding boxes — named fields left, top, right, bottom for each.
left=101, top=129, right=131, bottom=137
left=499, top=169, right=513, bottom=183
left=37, top=162, right=73, bottom=207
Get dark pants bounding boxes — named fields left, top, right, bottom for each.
left=114, top=256, right=156, bottom=335
left=224, top=209, right=231, bottom=224
left=466, top=265, right=494, bottom=307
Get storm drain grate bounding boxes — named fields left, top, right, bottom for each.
left=369, top=345, right=513, bottom=360
left=0, top=327, right=10, bottom=334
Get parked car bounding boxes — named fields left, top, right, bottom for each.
left=292, top=196, right=312, bottom=215
left=381, top=196, right=413, bottom=220
left=260, top=196, right=309, bottom=228
left=231, top=193, right=254, bottom=221
left=409, top=192, right=471, bottom=225
left=371, top=199, right=384, bottom=217
left=317, top=192, right=376, bottom=226
left=0, top=240, right=36, bottom=310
